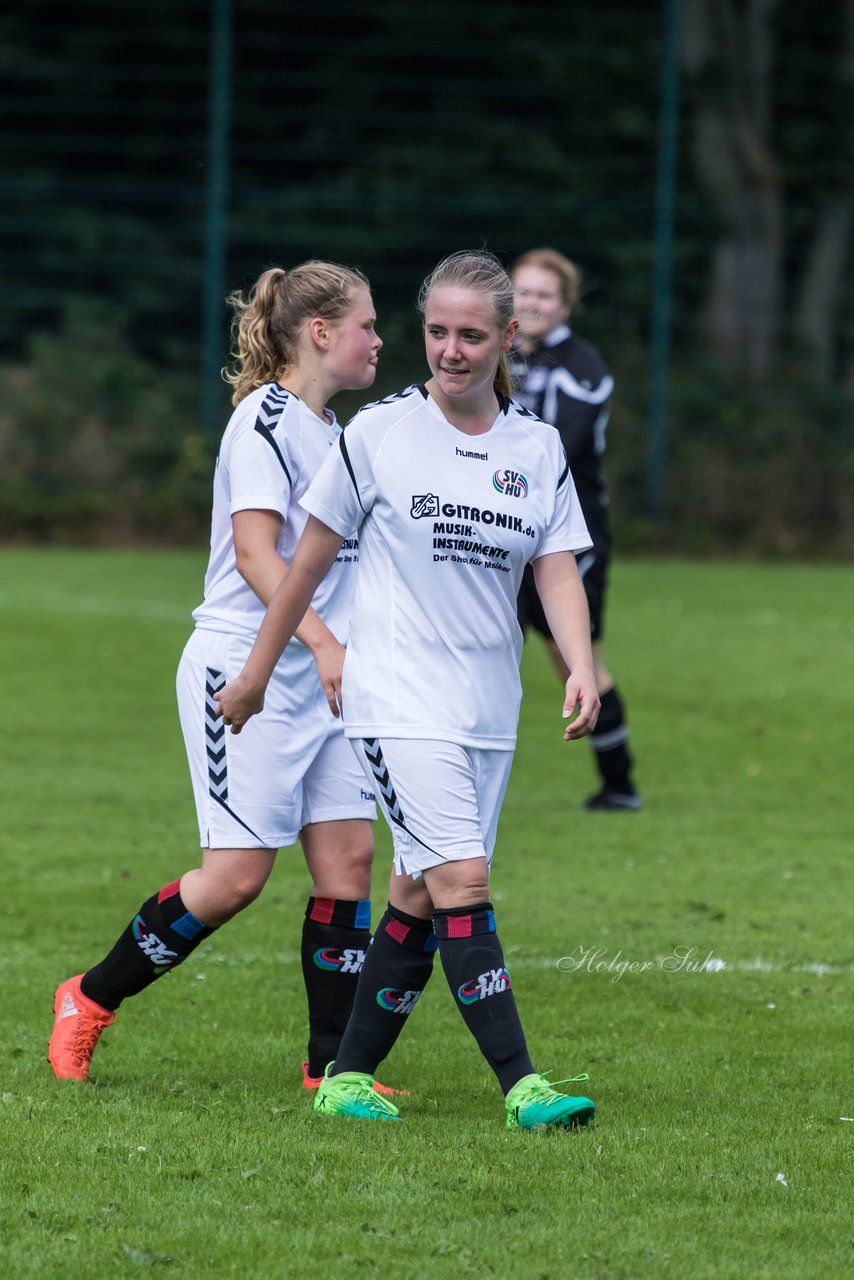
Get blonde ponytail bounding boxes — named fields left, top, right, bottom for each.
left=223, top=260, right=369, bottom=405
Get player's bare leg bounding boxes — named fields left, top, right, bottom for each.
left=180, top=847, right=276, bottom=924
left=48, top=849, right=268, bottom=1082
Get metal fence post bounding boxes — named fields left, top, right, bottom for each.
left=201, top=0, right=233, bottom=436
left=647, top=0, right=682, bottom=519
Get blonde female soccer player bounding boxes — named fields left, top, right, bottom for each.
left=50, top=261, right=402, bottom=1097
left=215, top=251, right=599, bottom=1131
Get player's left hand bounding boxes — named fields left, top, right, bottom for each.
left=562, top=671, right=600, bottom=741
left=213, top=675, right=265, bottom=734
left=311, top=636, right=345, bottom=719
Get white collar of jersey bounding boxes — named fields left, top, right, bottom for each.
left=544, top=324, right=571, bottom=348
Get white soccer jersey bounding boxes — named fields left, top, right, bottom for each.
left=302, top=384, right=592, bottom=749
left=192, top=382, right=358, bottom=647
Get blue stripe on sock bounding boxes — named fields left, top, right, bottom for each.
left=171, top=911, right=207, bottom=941
left=425, top=934, right=439, bottom=953
left=355, top=899, right=372, bottom=930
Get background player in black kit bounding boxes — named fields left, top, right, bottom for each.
left=510, top=247, right=641, bottom=811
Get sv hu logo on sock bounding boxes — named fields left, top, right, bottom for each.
left=457, top=967, right=512, bottom=1004
left=312, top=947, right=365, bottom=974
left=132, top=915, right=180, bottom=974
left=376, top=988, right=423, bottom=1015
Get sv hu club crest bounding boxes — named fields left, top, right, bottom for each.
left=492, top=469, right=528, bottom=498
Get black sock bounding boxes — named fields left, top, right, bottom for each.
left=589, top=685, right=637, bottom=794
left=300, top=897, right=373, bottom=1077
left=81, top=879, right=215, bottom=1012
left=330, top=904, right=437, bottom=1077
left=433, top=902, right=534, bottom=1095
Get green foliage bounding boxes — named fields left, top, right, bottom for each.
left=662, top=365, right=854, bottom=557
left=606, top=347, right=854, bottom=557
left=0, top=303, right=214, bottom=543
left=1, top=550, right=853, bottom=1279
left=1, top=313, right=851, bottom=552
left=1, top=4, right=852, bottom=550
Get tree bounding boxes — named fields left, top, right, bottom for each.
left=792, top=0, right=854, bottom=383
left=681, top=0, right=854, bottom=385
left=681, top=0, right=783, bottom=379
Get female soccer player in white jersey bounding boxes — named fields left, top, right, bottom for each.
left=214, top=251, right=600, bottom=1131
left=49, top=261, right=405, bottom=1097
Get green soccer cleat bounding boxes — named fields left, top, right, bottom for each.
left=505, top=1072, right=595, bottom=1131
left=313, top=1064, right=402, bottom=1121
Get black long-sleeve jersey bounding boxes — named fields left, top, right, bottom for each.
left=509, top=324, right=613, bottom=554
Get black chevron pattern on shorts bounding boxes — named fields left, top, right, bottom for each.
left=205, top=668, right=228, bottom=800
left=363, top=737, right=450, bottom=865
left=361, top=739, right=448, bottom=861
left=361, top=738, right=406, bottom=828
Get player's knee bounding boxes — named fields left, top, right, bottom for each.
left=426, top=862, right=490, bottom=909
left=214, top=872, right=269, bottom=919
left=348, top=832, right=375, bottom=874
left=392, top=877, right=433, bottom=920
left=461, top=873, right=491, bottom=905
left=333, top=832, right=374, bottom=895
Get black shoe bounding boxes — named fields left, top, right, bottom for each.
left=583, top=788, right=643, bottom=812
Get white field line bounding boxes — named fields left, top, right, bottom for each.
left=188, top=951, right=854, bottom=978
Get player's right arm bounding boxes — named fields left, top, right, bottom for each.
left=214, top=515, right=344, bottom=732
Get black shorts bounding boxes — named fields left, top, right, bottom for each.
left=517, top=550, right=607, bottom=643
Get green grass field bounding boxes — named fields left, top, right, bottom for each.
left=1, top=548, right=852, bottom=1280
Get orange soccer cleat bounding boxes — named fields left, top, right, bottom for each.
left=49, top=975, right=117, bottom=1082
left=300, top=1060, right=408, bottom=1098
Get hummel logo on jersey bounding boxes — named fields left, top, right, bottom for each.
left=411, top=493, right=440, bottom=518
left=58, top=992, right=80, bottom=1019
left=132, top=915, right=180, bottom=970
left=492, top=469, right=529, bottom=498
left=457, top=967, right=512, bottom=1004
left=376, top=987, right=423, bottom=1015
left=313, top=947, right=366, bottom=975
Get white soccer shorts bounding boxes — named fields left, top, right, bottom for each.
left=177, top=629, right=377, bottom=850
left=349, top=737, right=514, bottom=879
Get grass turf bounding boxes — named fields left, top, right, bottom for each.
left=1, top=548, right=852, bottom=1279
